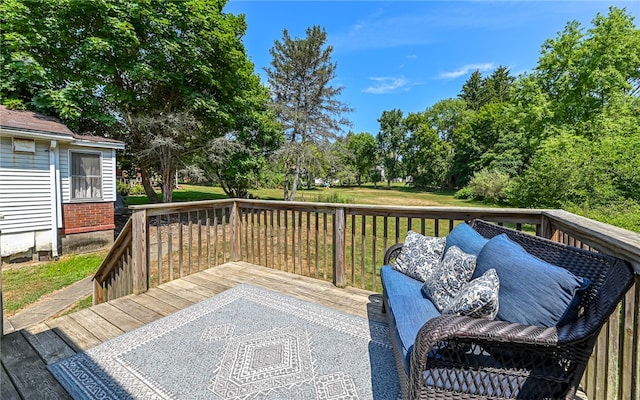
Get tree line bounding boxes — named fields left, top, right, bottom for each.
left=293, top=7, right=640, bottom=231
left=2, top=2, right=638, bottom=230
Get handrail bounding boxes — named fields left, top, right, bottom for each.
left=543, top=210, right=640, bottom=273
left=93, top=217, right=133, bottom=304
left=94, top=217, right=132, bottom=283
left=89, top=199, right=640, bottom=400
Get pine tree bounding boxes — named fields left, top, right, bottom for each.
left=265, top=26, right=352, bottom=200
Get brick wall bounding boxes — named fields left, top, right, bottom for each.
left=62, top=202, right=115, bottom=234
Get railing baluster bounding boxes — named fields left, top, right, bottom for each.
left=297, top=210, right=302, bottom=274
left=168, top=214, right=173, bottom=281
left=333, top=207, right=346, bottom=287
left=188, top=211, right=193, bottom=275
left=315, top=212, right=319, bottom=279
left=214, top=208, right=219, bottom=266
left=243, top=208, right=248, bottom=261
left=351, top=214, right=356, bottom=284
left=270, top=210, right=275, bottom=269
left=256, top=208, right=262, bottom=265
left=156, top=216, right=162, bottom=285
left=361, top=214, right=366, bottom=289
left=178, top=212, right=184, bottom=277
left=222, top=206, right=228, bottom=262
left=264, top=208, right=268, bottom=265
left=284, top=210, right=289, bottom=272
left=372, top=216, right=377, bottom=292
left=206, top=209, right=211, bottom=268
left=306, top=210, right=311, bottom=276
left=292, top=210, right=297, bottom=274
left=323, top=212, right=328, bottom=280
left=197, top=210, right=202, bottom=272
left=251, top=207, right=256, bottom=264
left=383, top=216, right=389, bottom=255
left=277, top=209, right=282, bottom=270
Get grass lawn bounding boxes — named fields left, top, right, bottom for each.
left=127, top=183, right=487, bottom=208
left=2, top=252, right=105, bottom=317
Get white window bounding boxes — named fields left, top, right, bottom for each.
left=71, top=152, right=102, bottom=199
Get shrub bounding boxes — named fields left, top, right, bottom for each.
left=129, top=184, right=146, bottom=195
left=2, top=99, right=26, bottom=110
left=116, top=181, right=130, bottom=197
left=468, top=169, right=511, bottom=203
left=454, top=186, right=475, bottom=200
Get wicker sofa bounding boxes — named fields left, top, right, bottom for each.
left=381, top=219, right=634, bottom=400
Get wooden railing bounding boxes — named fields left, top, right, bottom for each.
left=93, top=199, right=640, bottom=400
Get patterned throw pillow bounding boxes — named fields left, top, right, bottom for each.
left=393, top=231, right=446, bottom=282
left=421, top=246, right=477, bottom=312
left=443, top=268, right=500, bottom=319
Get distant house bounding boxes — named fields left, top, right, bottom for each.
left=0, top=106, right=125, bottom=261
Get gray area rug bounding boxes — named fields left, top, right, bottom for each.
left=49, top=284, right=400, bottom=399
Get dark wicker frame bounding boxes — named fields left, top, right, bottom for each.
left=382, top=219, right=634, bottom=400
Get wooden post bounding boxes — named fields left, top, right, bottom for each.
left=230, top=201, right=241, bottom=261
left=131, top=209, right=148, bottom=294
left=540, top=215, right=556, bottom=240
left=93, top=279, right=104, bottom=305
left=333, top=207, right=346, bottom=288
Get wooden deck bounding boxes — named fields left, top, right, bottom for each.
left=0, top=262, right=385, bottom=399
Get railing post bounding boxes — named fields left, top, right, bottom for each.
left=131, top=208, right=148, bottom=294
left=93, top=279, right=104, bottom=305
left=333, top=207, right=346, bottom=288
left=230, top=201, right=241, bottom=261
left=540, top=214, right=556, bottom=240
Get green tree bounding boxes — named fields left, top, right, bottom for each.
left=534, top=7, right=640, bottom=128
left=403, top=112, right=451, bottom=188
left=1, top=0, right=274, bottom=202
left=458, top=70, right=487, bottom=111
left=419, top=98, right=470, bottom=188
left=265, top=26, right=352, bottom=200
left=483, top=66, right=515, bottom=103
left=345, top=132, right=377, bottom=186
left=376, top=109, right=406, bottom=188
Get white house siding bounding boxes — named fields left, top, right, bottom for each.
left=0, top=136, right=52, bottom=256
left=59, top=145, right=116, bottom=203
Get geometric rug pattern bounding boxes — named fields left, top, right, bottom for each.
left=49, top=284, right=400, bottom=399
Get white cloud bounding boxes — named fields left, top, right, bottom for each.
left=438, top=63, right=496, bottom=79
left=362, top=77, right=410, bottom=95
left=406, top=54, right=417, bottom=59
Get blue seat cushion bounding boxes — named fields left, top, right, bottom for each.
left=474, top=234, right=591, bottom=327
left=382, top=264, right=425, bottom=298
left=444, top=223, right=489, bottom=256
left=381, top=266, right=441, bottom=373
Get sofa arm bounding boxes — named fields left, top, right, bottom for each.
left=384, top=243, right=404, bottom=265
left=408, top=315, right=588, bottom=399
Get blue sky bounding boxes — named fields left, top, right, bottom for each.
left=224, top=1, right=639, bottom=135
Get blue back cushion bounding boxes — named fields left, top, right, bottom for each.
left=474, top=234, right=590, bottom=327
left=444, top=222, right=489, bottom=256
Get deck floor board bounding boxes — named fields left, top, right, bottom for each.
left=1, top=262, right=382, bottom=399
